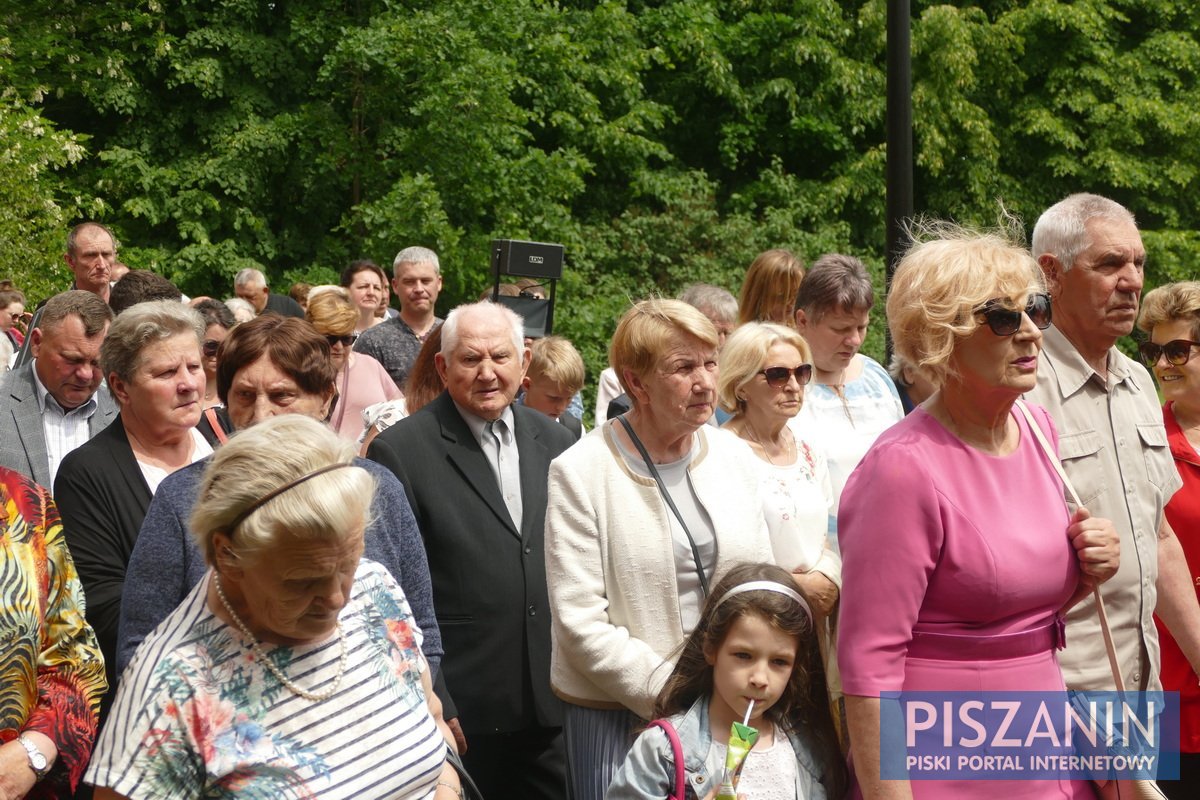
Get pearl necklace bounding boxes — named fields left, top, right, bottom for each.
left=213, top=573, right=348, bottom=702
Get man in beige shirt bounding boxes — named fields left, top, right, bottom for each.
left=1027, top=192, right=1200, bottom=692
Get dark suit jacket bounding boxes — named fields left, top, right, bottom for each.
left=367, top=391, right=575, bottom=735
left=54, top=415, right=152, bottom=699
left=558, top=412, right=582, bottom=441
left=263, top=293, right=306, bottom=318
left=0, top=361, right=119, bottom=489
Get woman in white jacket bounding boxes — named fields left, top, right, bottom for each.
left=545, top=298, right=774, bottom=800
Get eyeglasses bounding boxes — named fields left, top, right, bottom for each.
left=202, top=339, right=221, bottom=358
left=975, top=293, right=1052, bottom=336
left=326, top=333, right=358, bottom=348
left=1138, top=339, right=1200, bottom=367
left=758, top=364, right=813, bottom=388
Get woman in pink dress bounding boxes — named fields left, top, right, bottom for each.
left=306, top=288, right=402, bottom=442
left=838, top=227, right=1120, bottom=799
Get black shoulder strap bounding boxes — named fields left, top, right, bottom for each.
left=615, top=416, right=708, bottom=595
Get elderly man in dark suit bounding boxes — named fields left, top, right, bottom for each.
left=367, top=300, right=574, bottom=800
left=0, top=291, right=117, bottom=489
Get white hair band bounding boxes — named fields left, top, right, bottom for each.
left=714, top=580, right=813, bottom=624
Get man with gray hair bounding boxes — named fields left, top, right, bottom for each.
left=233, top=268, right=305, bottom=319
left=1026, top=192, right=1200, bottom=695
left=354, top=246, right=444, bottom=388
left=0, top=290, right=118, bottom=489
left=367, top=301, right=573, bottom=799
left=677, top=282, right=738, bottom=348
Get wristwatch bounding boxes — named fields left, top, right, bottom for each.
left=17, top=735, right=50, bottom=780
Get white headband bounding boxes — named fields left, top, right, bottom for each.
left=715, top=580, right=813, bottom=624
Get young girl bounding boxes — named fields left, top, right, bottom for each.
left=608, top=563, right=848, bottom=799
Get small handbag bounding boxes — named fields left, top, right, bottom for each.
left=648, top=719, right=687, bottom=800
left=1015, top=401, right=1167, bottom=800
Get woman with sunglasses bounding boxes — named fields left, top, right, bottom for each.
left=718, top=322, right=840, bottom=614
left=717, top=322, right=846, bottom=744
left=0, top=288, right=26, bottom=349
left=306, top=287, right=403, bottom=442
left=838, top=227, right=1118, bottom=799
left=193, top=298, right=236, bottom=410
left=1136, top=281, right=1200, bottom=798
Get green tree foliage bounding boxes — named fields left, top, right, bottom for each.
left=0, top=38, right=93, bottom=301
left=2, top=0, right=1198, bottom=386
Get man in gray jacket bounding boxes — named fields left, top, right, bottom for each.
left=0, top=290, right=117, bottom=489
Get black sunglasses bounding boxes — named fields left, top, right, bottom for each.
left=202, top=339, right=221, bottom=358
left=1139, top=339, right=1200, bottom=367
left=758, top=364, right=813, bottom=388
left=975, top=293, right=1052, bottom=336
left=326, top=333, right=358, bottom=348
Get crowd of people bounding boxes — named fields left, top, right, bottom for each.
left=0, top=191, right=1197, bottom=800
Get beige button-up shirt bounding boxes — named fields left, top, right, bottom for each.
left=1026, top=325, right=1181, bottom=691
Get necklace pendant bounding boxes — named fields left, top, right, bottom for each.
left=213, top=573, right=347, bottom=703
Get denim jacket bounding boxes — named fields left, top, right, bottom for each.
left=606, top=697, right=831, bottom=800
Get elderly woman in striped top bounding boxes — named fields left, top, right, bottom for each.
left=87, top=415, right=462, bottom=800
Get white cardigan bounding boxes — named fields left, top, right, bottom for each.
left=545, top=422, right=774, bottom=720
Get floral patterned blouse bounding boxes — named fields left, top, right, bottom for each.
left=753, top=438, right=842, bottom=586
left=0, top=466, right=107, bottom=798
left=86, top=560, right=445, bottom=799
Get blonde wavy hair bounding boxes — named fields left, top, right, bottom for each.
left=887, top=222, right=1045, bottom=385
left=717, top=322, right=811, bottom=415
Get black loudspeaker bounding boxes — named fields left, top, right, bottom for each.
left=490, top=239, right=564, bottom=337
left=491, top=239, right=564, bottom=280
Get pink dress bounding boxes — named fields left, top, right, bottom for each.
left=330, top=352, right=404, bottom=442
left=838, top=404, right=1093, bottom=799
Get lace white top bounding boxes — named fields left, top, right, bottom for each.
left=710, top=730, right=801, bottom=800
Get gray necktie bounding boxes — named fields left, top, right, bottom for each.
left=485, top=419, right=523, bottom=530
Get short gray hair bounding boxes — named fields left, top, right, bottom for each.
left=223, top=297, right=256, bottom=323
left=392, top=246, right=440, bottom=275
left=1031, top=193, right=1137, bottom=272
left=190, top=414, right=376, bottom=566
left=234, top=268, right=267, bottom=289
left=678, top=283, right=738, bottom=324
left=795, top=253, right=874, bottom=320
left=441, top=301, right=524, bottom=360
left=100, top=300, right=205, bottom=385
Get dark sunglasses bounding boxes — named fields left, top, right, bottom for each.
left=1139, top=339, right=1200, bottom=367
left=975, top=293, right=1052, bottom=336
left=758, top=364, right=813, bottom=388
left=326, top=333, right=358, bottom=348
left=202, top=339, right=221, bottom=358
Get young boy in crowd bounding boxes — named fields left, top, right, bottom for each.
left=522, top=335, right=585, bottom=440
